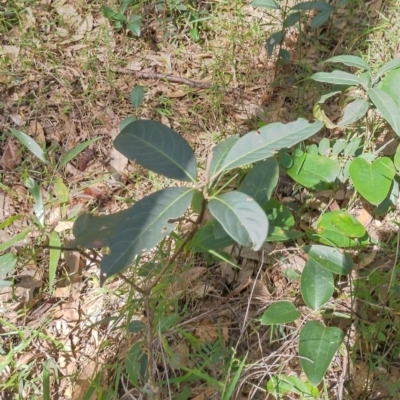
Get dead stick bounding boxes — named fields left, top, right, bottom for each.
left=113, top=68, right=244, bottom=94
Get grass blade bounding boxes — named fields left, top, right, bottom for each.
left=10, top=128, right=49, bottom=164
left=49, top=231, right=61, bottom=291
left=58, top=138, right=99, bottom=170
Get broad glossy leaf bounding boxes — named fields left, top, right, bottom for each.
left=130, top=85, right=145, bottom=109
left=208, top=135, right=240, bottom=179
left=318, top=138, right=330, bottom=156
left=379, top=68, right=400, bottom=107
left=286, top=153, right=340, bottom=190
left=349, top=157, right=395, bottom=204
left=336, top=99, right=369, bottom=126
left=311, top=10, right=332, bottom=29
left=311, top=71, right=363, bottom=86
left=58, top=138, right=99, bottom=170
left=218, top=119, right=324, bottom=173
left=128, top=15, right=141, bottom=36
left=100, top=188, right=194, bottom=283
left=368, top=88, right=400, bottom=136
left=0, top=253, right=17, bottom=277
left=291, top=1, right=334, bottom=11
left=10, top=128, right=48, bottom=164
left=330, top=212, right=365, bottom=238
left=299, top=321, right=344, bottom=386
left=376, top=57, right=400, bottom=79
left=251, top=0, right=279, bottom=8
left=114, top=120, right=197, bottom=182
left=325, top=55, right=370, bottom=70
left=301, top=258, right=334, bottom=310
left=374, top=179, right=399, bottom=216
left=208, top=191, right=269, bottom=250
left=240, top=158, right=279, bottom=206
left=261, top=301, right=301, bottom=325
left=191, top=220, right=236, bottom=252
left=304, top=245, right=353, bottom=275
left=310, top=211, right=369, bottom=247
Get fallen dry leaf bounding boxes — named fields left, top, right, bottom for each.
left=0, top=137, right=21, bottom=170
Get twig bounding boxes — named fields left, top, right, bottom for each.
left=112, top=67, right=244, bottom=94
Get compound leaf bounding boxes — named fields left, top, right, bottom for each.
left=100, top=187, right=194, bottom=283
left=208, top=191, right=269, bottom=250
left=114, top=120, right=197, bottom=182
left=368, top=88, right=400, bottom=136
left=218, top=119, right=323, bottom=173
left=240, top=158, right=279, bottom=206
left=301, top=258, right=334, bottom=310
left=304, top=245, right=353, bottom=275
left=299, top=321, right=344, bottom=386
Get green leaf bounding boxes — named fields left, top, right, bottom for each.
left=266, top=31, right=284, bottom=56
left=343, top=137, right=362, bottom=157
left=208, top=135, right=240, bottom=179
left=191, top=220, right=236, bottom=252
left=304, top=245, right=354, bottom=275
left=291, top=1, right=334, bottom=11
left=120, top=115, right=137, bottom=130
left=58, top=138, right=99, bottom=170
left=25, top=177, right=44, bottom=226
left=310, top=211, right=369, bottom=247
left=301, top=258, right=334, bottom=310
left=394, top=144, right=400, bottom=172
left=128, top=15, right=141, bottom=36
left=0, top=253, right=17, bottom=277
left=283, top=12, right=301, bottom=28
left=331, top=139, right=346, bottom=156
left=130, top=85, right=145, bottom=110
left=311, top=71, right=363, bottom=86
left=311, top=10, right=333, bottom=29
left=100, top=187, right=194, bottom=283
left=267, top=375, right=319, bottom=397
left=318, top=138, right=330, bottom=156
left=336, top=99, right=369, bottom=126
left=349, top=157, right=395, bottom=204
left=251, top=0, right=279, bottom=8
left=368, top=88, right=400, bottom=136
left=128, top=320, right=145, bottom=333
left=240, top=158, right=279, bottom=206
left=379, top=68, right=400, bottom=107
left=10, top=128, right=48, bottom=164
left=0, top=229, right=31, bottom=252
left=376, top=57, right=400, bottom=79
left=279, top=152, right=293, bottom=168
left=126, top=342, right=147, bottom=386
left=261, top=301, right=301, bottom=325
left=330, top=212, right=366, bottom=238
left=49, top=232, right=61, bottom=291
left=101, top=5, right=126, bottom=21
left=114, top=120, right=197, bottom=182
left=299, top=321, right=344, bottom=386
left=325, top=55, right=370, bottom=70
left=53, top=178, right=69, bottom=203
left=374, top=179, right=399, bottom=216
left=208, top=191, right=269, bottom=250
left=218, top=119, right=324, bottom=173
left=286, top=153, right=340, bottom=190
